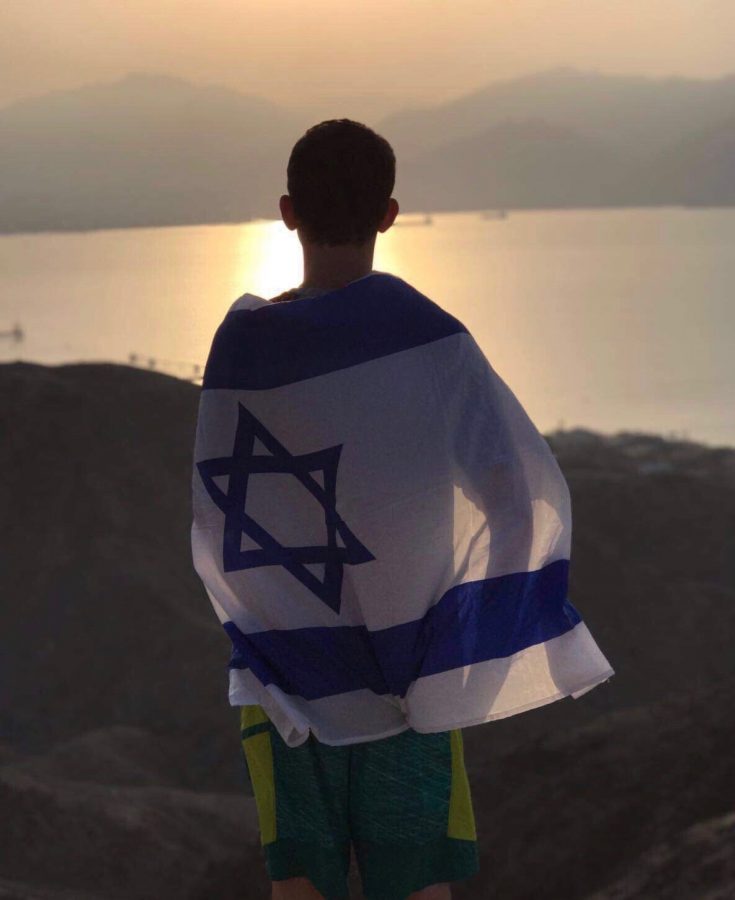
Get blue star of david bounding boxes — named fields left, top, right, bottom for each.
left=196, top=402, right=375, bottom=614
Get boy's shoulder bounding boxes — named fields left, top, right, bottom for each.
left=226, top=286, right=309, bottom=313
left=227, top=292, right=272, bottom=314
left=268, top=288, right=302, bottom=304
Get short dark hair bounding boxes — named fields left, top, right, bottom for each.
left=286, top=119, right=395, bottom=246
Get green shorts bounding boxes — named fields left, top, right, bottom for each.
left=239, top=705, right=479, bottom=900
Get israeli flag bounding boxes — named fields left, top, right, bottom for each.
left=191, top=271, right=614, bottom=747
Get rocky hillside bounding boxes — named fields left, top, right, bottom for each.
left=1, top=361, right=733, bottom=898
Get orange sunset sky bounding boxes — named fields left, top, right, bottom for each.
left=1, top=0, right=732, bottom=120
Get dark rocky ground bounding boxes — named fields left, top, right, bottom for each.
left=1, top=361, right=733, bottom=899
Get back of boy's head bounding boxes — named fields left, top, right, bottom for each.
left=287, top=119, right=395, bottom=247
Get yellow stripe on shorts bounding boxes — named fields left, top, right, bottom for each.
left=447, top=729, right=477, bottom=841
left=240, top=705, right=277, bottom=845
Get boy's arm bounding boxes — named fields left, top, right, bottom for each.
left=435, top=332, right=568, bottom=578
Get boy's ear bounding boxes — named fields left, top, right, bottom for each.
left=280, top=194, right=298, bottom=231
left=378, top=197, right=400, bottom=233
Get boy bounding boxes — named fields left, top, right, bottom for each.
left=191, top=119, right=614, bottom=899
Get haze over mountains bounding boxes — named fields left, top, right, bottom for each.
left=1, top=66, right=735, bottom=234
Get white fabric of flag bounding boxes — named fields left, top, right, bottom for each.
left=191, top=271, right=614, bottom=747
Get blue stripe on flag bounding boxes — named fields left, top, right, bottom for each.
left=224, top=559, right=582, bottom=700
left=203, top=273, right=467, bottom=390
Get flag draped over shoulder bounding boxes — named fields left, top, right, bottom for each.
left=191, top=271, right=614, bottom=747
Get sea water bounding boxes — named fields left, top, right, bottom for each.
left=1, top=206, right=733, bottom=446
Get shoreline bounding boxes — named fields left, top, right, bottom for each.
left=0, top=202, right=732, bottom=239
left=3, top=357, right=734, bottom=455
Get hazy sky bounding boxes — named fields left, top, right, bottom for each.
left=1, top=0, right=733, bottom=120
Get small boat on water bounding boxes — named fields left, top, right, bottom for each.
left=0, top=322, right=24, bottom=341
left=394, top=213, right=433, bottom=226
left=481, top=209, right=508, bottom=220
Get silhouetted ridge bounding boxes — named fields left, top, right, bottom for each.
left=1, top=360, right=733, bottom=897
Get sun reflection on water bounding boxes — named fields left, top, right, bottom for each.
left=236, top=219, right=303, bottom=299
left=234, top=217, right=405, bottom=300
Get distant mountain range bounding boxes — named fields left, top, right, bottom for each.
left=1, top=67, right=735, bottom=234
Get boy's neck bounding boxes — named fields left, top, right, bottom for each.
left=299, top=236, right=376, bottom=292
